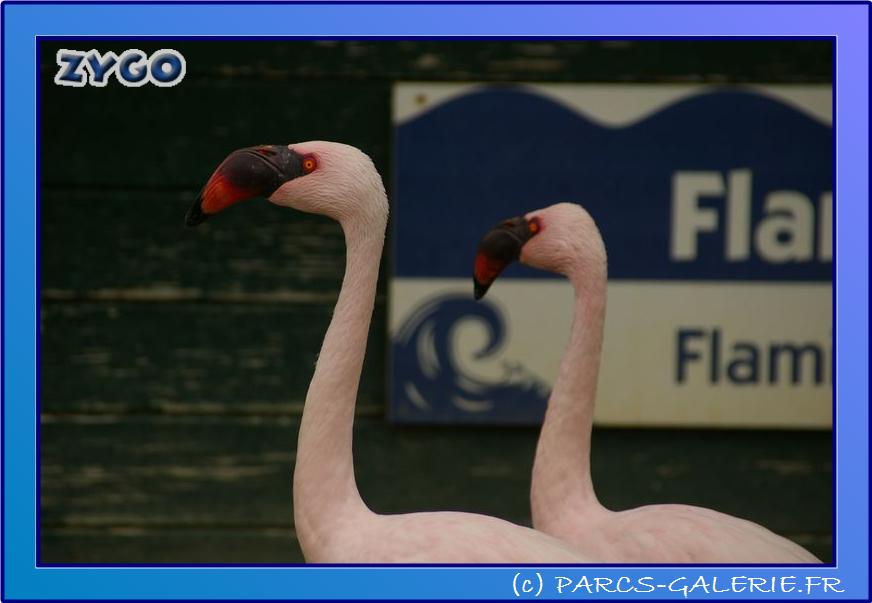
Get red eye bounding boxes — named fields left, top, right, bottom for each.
left=302, top=156, right=317, bottom=173
left=529, top=217, right=541, bottom=234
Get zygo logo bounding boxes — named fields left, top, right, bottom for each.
left=54, top=48, right=186, bottom=88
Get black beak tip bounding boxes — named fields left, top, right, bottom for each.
left=185, top=198, right=208, bottom=228
left=473, top=280, right=489, bottom=300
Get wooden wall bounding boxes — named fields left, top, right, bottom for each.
left=39, top=40, right=833, bottom=563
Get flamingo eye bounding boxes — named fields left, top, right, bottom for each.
left=302, top=156, right=317, bottom=173
left=529, top=217, right=541, bottom=234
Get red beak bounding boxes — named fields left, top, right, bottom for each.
left=473, top=216, right=539, bottom=299
left=185, top=145, right=304, bottom=227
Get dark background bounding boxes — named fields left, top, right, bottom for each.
left=40, top=40, right=832, bottom=563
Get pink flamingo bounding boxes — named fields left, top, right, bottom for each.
left=473, top=202, right=820, bottom=563
left=187, top=142, right=592, bottom=563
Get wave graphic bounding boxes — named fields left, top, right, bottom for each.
left=391, top=294, right=549, bottom=423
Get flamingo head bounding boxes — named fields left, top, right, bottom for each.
left=473, top=202, right=605, bottom=299
left=186, top=141, right=386, bottom=227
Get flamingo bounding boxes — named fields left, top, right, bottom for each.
left=185, top=142, right=594, bottom=563
left=472, top=202, right=821, bottom=563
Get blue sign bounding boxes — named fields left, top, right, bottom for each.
left=390, top=84, right=832, bottom=426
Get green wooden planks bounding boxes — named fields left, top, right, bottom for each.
left=41, top=527, right=305, bottom=564
left=41, top=301, right=387, bottom=413
left=41, top=415, right=537, bottom=527
left=41, top=190, right=359, bottom=295
left=41, top=78, right=391, bottom=189
left=41, top=416, right=832, bottom=562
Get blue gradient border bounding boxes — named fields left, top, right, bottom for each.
left=2, top=2, right=868, bottom=601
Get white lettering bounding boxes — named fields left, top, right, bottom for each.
left=671, top=169, right=829, bottom=264
left=726, top=169, right=752, bottom=260
left=756, top=191, right=814, bottom=262
left=671, top=171, right=723, bottom=260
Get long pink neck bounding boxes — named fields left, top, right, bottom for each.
left=293, top=215, right=385, bottom=547
left=531, top=262, right=607, bottom=529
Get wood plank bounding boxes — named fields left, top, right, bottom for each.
left=40, top=40, right=831, bottom=83
left=40, top=301, right=386, bottom=413
left=591, top=428, right=833, bottom=535
left=41, top=526, right=304, bottom=564
left=40, top=190, right=367, bottom=295
left=41, top=416, right=832, bottom=559
left=40, top=79, right=390, bottom=189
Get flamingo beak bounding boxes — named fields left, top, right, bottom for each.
left=473, top=216, right=539, bottom=300
left=185, top=145, right=304, bottom=227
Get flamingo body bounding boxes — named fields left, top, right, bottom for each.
left=302, top=508, right=591, bottom=563
left=193, top=142, right=591, bottom=563
left=477, top=202, right=820, bottom=564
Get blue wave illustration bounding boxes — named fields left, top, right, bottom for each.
left=394, top=86, right=831, bottom=282
left=391, top=294, right=549, bottom=423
